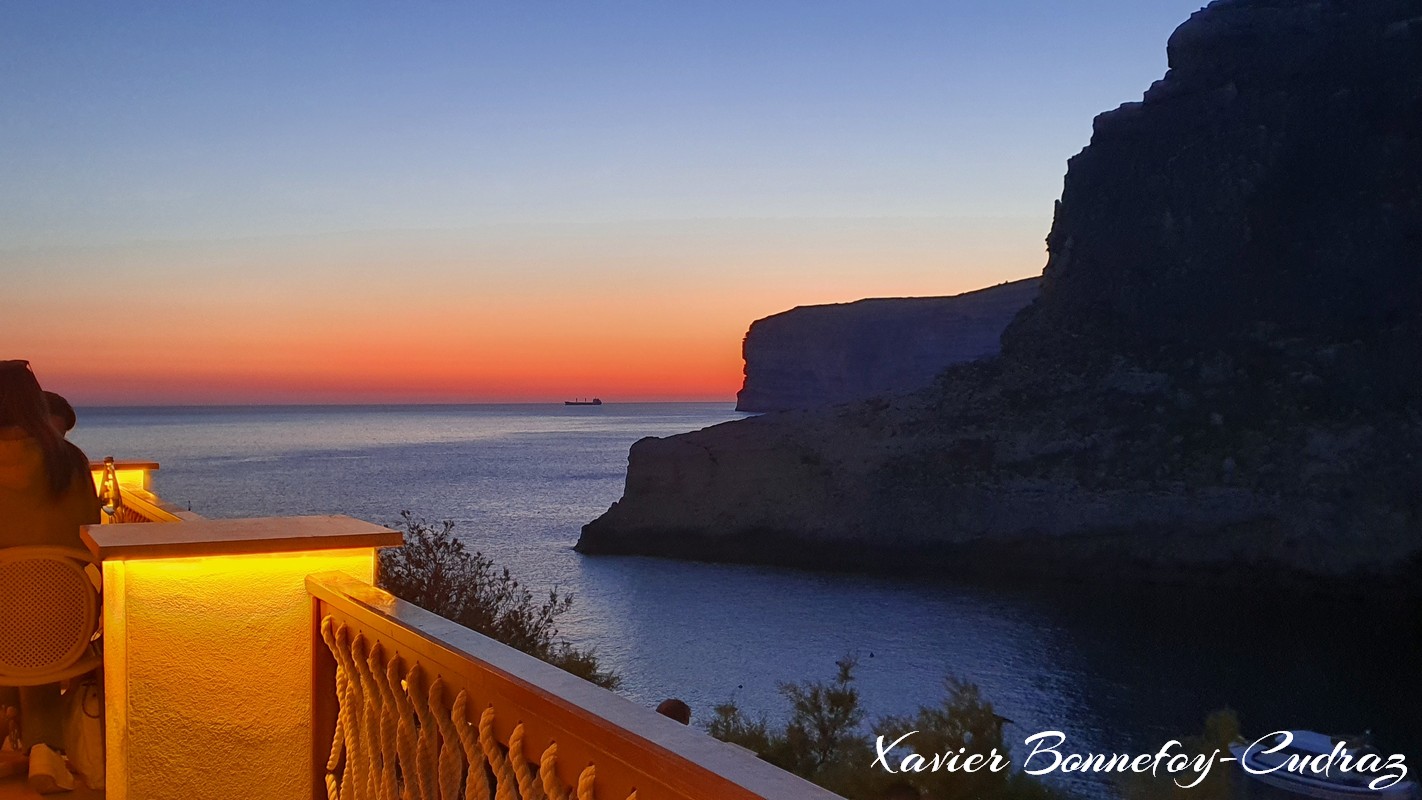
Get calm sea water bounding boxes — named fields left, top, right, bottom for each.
left=70, top=404, right=1420, bottom=797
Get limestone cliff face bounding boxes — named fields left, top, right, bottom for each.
left=579, top=0, right=1422, bottom=588
left=1006, top=0, right=1422, bottom=393
left=735, top=279, right=1040, bottom=412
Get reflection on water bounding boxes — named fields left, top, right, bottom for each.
left=569, top=555, right=1420, bottom=798
left=72, top=404, right=1421, bottom=798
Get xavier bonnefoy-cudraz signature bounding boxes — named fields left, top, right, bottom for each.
left=872, top=730, right=1411, bottom=790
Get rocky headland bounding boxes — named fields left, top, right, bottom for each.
left=736, top=278, right=1040, bottom=412
left=579, top=0, right=1422, bottom=589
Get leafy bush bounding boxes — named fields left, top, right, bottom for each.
left=709, top=659, right=1072, bottom=800
left=707, top=701, right=776, bottom=756
left=378, top=512, right=620, bottom=689
left=710, top=658, right=870, bottom=783
left=878, top=678, right=1056, bottom=800
left=782, top=657, right=871, bottom=779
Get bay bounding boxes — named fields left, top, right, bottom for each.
left=70, top=403, right=1421, bottom=797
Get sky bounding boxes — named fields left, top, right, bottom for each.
left=2, top=1, right=1207, bottom=404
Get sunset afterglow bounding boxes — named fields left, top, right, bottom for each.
left=2, top=1, right=1205, bottom=403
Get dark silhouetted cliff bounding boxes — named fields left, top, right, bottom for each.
left=736, top=279, right=1040, bottom=412
left=579, top=0, right=1422, bottom=589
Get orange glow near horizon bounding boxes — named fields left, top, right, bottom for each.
left=6, top=218, right=1044, bottom=404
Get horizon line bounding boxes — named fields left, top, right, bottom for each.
left=72, top=399, right=740, bottom=409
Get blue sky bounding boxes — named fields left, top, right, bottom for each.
left=1, top=1, right=1209, bottom=402
left=2, top=1, right=1205, bottom=244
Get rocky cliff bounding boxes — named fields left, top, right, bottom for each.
left=579, top=0, right=1422, bottom=589
left=735, top=279, right=1040, bottom=412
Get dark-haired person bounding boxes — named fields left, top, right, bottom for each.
left=0, top=364, right=98, bottom=549
left=0, top=360, right=101, bottom=777
left=42, top=391, right=76, bottom=437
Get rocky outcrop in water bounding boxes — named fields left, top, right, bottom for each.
left=735, top=279, right=1040, bottom=412
left=579, top=0, right=1422, bottom=589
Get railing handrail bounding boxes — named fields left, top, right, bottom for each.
left=308, top=571, right=845, bottom=800
left=86, top=458, right=197, bottom=522
left=87, top=459, right=160, bottom=472
left=114, top=487, right=185, bottom=523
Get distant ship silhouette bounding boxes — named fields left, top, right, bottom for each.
left=564, top=398, right=603, bottom=406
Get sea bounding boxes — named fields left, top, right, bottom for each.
left=70, top=403, right=1420, bottom=798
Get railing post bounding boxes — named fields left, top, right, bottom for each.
left=312, top=596, right=338, bottom=800
left=80, top=516, right=401, bottom=800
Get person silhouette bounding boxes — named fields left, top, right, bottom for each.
left=0, top=361, right=101, bottom=776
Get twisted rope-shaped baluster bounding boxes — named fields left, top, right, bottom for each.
left=428, top=676, right=466, bottom=800
left=479, top=707, right=522, bottom=800
left=509, top=724, right=547, bottom=800
left=367, top=642, right=401, bottom=800
left=351, top=635, right=384, bottom=800
left=332, top=661, right=350, bottom=767
left=332, top=626, right=370, bottom=800
left=575, top=765, right=596, bottom=800
left=538, top=743, right=572, bottom=800
left=407, top=664, right=442, bottom=800
left=451, top=691, right=493, bottom=800
left=385, top=656, right=420, bottom=800
left=319, top=618, right=349, bottom=800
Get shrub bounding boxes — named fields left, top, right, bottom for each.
left=708, top=659, right=1074, bottom=800
left=782, top=657, right=870, bottom=778
left=708, top=658, right=875, bottom=794
left=378, top=512, right=620, bottom=689
left=877, top=678, right=1016, bottom=800
left=707, top=701, right=776, bottom=756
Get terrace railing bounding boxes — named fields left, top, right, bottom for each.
left=309, top=572, right=844, bottom=800
left=89, top=459, right=189, bottom=524
left=73, top=463, right=843, bottom=800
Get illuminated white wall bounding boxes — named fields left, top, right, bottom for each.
left=102, top=549, right=376, bottom=800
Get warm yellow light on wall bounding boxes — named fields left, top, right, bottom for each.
left=88, top=460, right=158, bottom=493
left=84, top=516, right=401, bottom=800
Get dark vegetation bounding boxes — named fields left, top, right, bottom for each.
left=378, top=512, right=619, bottom=689
left=707, top=657, right=1242, bottom=800
left=707, top=658, right=1064, bottom=800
